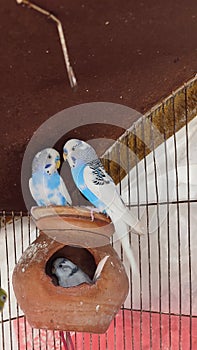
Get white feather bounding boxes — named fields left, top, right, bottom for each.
left=93, top=255, right=109, bottom=282
left=83, top=164, right=145, bottom=235
left=112, top=218, right=138, bottom=273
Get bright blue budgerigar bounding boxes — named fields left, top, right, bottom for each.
left=63, top=139, right=146, bottom=272
left=29, top=148, right=72, bottom=206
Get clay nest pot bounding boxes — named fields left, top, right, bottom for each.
left=12, top=206, right=129, bottom=334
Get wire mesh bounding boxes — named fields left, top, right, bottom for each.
left=0, top=75, right=197, bottom=349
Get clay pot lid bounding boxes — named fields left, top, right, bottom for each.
left=31, top=206, right=114, bottom=248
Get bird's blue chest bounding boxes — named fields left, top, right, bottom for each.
left=71, top=164, right=105, bottom=211
left=33, top=172, right=60, bottom=190
left=47, top=173, right=60, bottom=190
left=71, top=164, right=87, bottom=192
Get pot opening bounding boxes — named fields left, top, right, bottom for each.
left=45, top=245, right=96, bottom=286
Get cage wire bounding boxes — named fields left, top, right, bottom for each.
left=0, top=74, right=197, bottom=349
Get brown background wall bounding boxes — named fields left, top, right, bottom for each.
left=0, top=0, right=196, bottom=210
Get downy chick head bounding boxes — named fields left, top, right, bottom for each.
left=52, top=257, right=77, bottom=279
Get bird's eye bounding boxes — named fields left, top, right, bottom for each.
left=59, top=264, right=62, bottom=268
left=72, top=146, right=75, bottom=151
left=48, top=154, right=52, bottom=159
left=0, top=295, right=6, bottom=302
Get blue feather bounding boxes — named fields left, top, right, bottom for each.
left=72, top=164, right=106, bottom=211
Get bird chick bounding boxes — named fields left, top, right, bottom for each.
left=52, top=255, right=109, bottom=288
left=52, top=257, right=92, bottom=288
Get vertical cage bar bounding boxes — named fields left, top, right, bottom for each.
left=52, top=330, right=56, bottom=350
left=184, top=85, right=193, bottom=349
left=141, top=117, right=152, bottom=349
left=114, top=314, right=117, bottom=350
left=46, top=330, right=48, bottom=350
left=11, top=212, right=20, bottom=350
left=133, top=124, right=143, bottom=350
left=125, top=133, right=135, bottom=350
left=105, top=326, right=108, bottom=350
left=122, top=308, right=126, bottom=350
left=150, top=113, right=162, bottom=350
left=117, top=141, right=126, bottom=350
left=20, top=216, right=28, bottom=350
left=132, top=125, right=138, bottom=350
left=172, top=93, right=182, bottom=349
left=82, top=332, right=85, bottom=350
left=117, top=141, right=122, bottom=195
left=60, top=331, right=63, bottom=350
left=89, top=333, right=93, bottom=350
left=0, top=268, right=6, bottom=350
left=98, top=334, right=101, bottom=350
left=163, top=101, right=172, bottom=349
left=38, top=329, right=42, bottom=350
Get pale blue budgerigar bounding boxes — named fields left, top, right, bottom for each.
left=63, top=139, right=146, bottom=272
left=29, top=148, right=72, bottom=206
left=52, top=256, right=109, bottom=287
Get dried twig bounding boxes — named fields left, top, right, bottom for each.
left=16, top=0, right=77, bottom=88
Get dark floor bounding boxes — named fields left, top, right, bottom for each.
left=0, top=0, right=196, bottom=210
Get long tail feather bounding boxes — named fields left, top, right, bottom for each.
left=113, top=220, right=138, bottom=274
left=109, top=196, right=146, bottom=235
left=118, top=208, right=146, bottom=235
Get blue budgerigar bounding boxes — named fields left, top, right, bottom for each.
left=52, top=258, right=92, bottom=287
left=63, top=139, right=146, bottom=272
left=52, top=255, right=109, bottom=288
left=29, top=148, right=72, bottom=206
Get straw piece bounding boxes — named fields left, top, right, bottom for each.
left=16, top=0, right=77, bottom=88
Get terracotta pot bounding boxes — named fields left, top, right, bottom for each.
left=30, top=206, right=114, bottom=248
left=12, top=206, right=129, bottom=334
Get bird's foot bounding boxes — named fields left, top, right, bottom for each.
left=90, top=208, right=95, bottom=221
